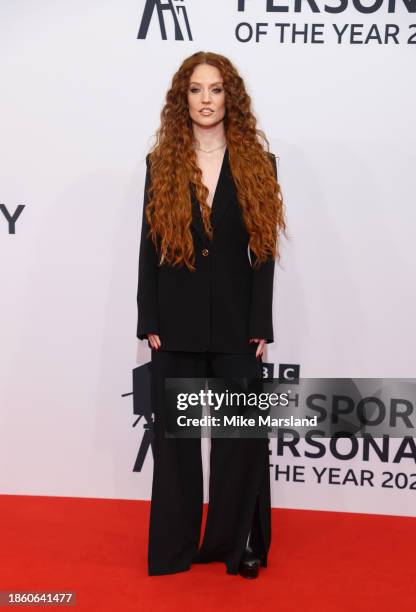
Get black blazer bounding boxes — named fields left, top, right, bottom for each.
left=136, top=147, right=277, bottom=353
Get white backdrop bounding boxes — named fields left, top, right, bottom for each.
left=1, top=0, right=415, bottom=517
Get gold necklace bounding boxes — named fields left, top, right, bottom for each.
left=193, top=142, right=227, bottom=154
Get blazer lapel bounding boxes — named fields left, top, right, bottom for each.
left=190, top=146, right=232, bottom=243
left=190, top=185, right=209, bottom=244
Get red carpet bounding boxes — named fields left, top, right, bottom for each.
left=0, top=495, right=414, bottom=611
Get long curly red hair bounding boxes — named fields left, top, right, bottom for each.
left=144, top=51, right=287, bottom=271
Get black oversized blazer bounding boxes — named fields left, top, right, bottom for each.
left=136, top=147, right=277, bottom=353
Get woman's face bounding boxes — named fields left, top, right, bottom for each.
left=187, top=63, right=226, bottom=128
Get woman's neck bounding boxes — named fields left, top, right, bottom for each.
left=192, top=122, right=226, bottom=151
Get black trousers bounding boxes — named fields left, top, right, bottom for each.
left=148, top=349, right=272, bottom=576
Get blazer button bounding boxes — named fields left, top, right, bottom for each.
left=202, top=248, right=209, bottom=256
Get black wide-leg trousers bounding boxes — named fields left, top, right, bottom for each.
left=148, top=349, right=272, bottom=576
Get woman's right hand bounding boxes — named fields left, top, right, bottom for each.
left=147, top=333, right=161, bottom=350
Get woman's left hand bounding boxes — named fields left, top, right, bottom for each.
left=249, top=338, right=266, bottom=359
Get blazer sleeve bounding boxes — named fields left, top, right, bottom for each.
left=136, top=154, right=160, bottom=340
left=248, top=152, right=277, bottom=344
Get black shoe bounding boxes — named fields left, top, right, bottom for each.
left=238, top=548, right=260, bottom=579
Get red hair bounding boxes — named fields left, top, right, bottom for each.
left=145, top=51, right=287, bottom=271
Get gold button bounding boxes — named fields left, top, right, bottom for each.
left=202, top=248, right=209, bottom=256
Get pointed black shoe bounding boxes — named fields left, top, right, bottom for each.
left=238, top=548, right=260, bottom=579
left=238, top=529, right=261, bottom=579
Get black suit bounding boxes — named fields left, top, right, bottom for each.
left=136, top=147, right=277, bottom=352
left=136, top=147, right=276, bottom=576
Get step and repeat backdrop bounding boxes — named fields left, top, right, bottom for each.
left=1, top=1, right=415, bottom=517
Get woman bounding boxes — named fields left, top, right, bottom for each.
left=136, top=51, right=286, bottom=578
